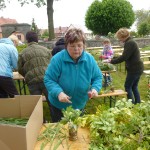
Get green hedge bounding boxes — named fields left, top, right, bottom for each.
left=16, top=44, right=27, bottom=53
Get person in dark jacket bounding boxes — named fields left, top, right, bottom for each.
left=109, top=28, right=144, bottom=104
left=51, top=37, right=65, bottom=56
left=18, top=31, right=52, bottom=116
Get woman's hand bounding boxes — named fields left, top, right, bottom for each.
left=88, top=89, right=98, bottom=99
left=58, top=92, right=72, bottom=103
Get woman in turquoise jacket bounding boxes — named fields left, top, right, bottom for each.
left=44, top=28, right=103, bottom=122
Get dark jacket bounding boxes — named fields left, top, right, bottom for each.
left=18, top=42, right=52, bottom=85
left=52, top=38, right=65, bottom=56
left=110, top=37, right=144, bottom=74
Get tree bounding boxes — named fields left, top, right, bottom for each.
left=0, top=0, right=59, bottom=40
left=41, top=29, right=49, bottom=39
left=85, top=0, right=135, bottom=35
left=135, top=9, right=150, bottom=28
left=138, top=22, right=150, bottom=37
left=31, top=18, right=38, bottom=33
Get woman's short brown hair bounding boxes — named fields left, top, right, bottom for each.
left=65, top=28, right=85, bottom=46
left=115, top=28, right=130, bottom=40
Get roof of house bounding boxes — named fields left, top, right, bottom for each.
left=54, top=26, right=69, bottom=34
left=0, top=16, right=18, bottom=25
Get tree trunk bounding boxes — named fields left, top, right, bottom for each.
left=47, top=0, right=55, bottom=40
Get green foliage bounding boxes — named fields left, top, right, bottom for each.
left=41, top=29, right=49, bottom=39
left=0, top=117, right=28, bottom=126
left=0, top=0, right=46, bottom=9
left=130, top=30, right=139, bottom=38
left=60, top=106, right=82, bottom=125
left=31, top=18, right=38, bottom=33
left=135, top=9, right=150, bottom=29
left=141, top=46, right=150, bottom=51
left=85, top=0, right=135, bottom=35
left=97, top=60, right=116, bottom=71
left=138, top=22, right=150, bottom=37
left=80, top=99, right=150, bottom=149
left=16, top=44, right=27, bottom=53
left=38, top=123, right=68, bottom=150
left=147, top=75, right=150, bottom=99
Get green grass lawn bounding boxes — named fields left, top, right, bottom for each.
left=15, top=46, right=150, bottom=122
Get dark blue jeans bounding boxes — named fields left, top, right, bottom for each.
left=50, top=104, right=63, bottom=123
left=28, top=82, right=51, bottom=110
left=124, top=72, right=142, bottom=104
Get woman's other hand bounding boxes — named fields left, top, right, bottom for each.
left=88, top=89, right=98, bottom=99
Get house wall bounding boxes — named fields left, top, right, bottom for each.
left=1, top=23, right=31, bottom=42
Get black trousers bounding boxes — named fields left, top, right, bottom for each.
left=0, top=76, right=19, bottom=98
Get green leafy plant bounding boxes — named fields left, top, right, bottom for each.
left=60, top=106, right=82, bottom=125
left=38, top=123, right=68, bottom=150
left=80, top=99, right=150, bottom=149
left=16, top=44, right=27, bottom=53
left=0, top=117, right=28, bottom=126
left=147, top=75, right=150, bottom=99
left=97, top=60, right=115, bottom=71
left=60, top=106, right=82, bottom=141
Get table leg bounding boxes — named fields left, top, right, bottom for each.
left=109, top=96, right=116, bottom=108
left=17, top=80, right=22, bottom=95
left=103, top=73, right=107, bottom=90
left=23, top=80, right=26, bottom=95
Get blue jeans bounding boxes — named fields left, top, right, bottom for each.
left=124, top=72, right=142, bottom=104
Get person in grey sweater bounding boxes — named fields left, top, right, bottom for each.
left=18, top=31, right=52, bottom=113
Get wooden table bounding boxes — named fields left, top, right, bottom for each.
left=13, top=72, right=26, bottom=95
left=143, top=61, right=150, bottom=65
left=34, top=125, right=90, bottom=150
left=97, top=89, right=127, bottom=107
left=143, top=70, right=150, bottom=84
left=140, top=50, right=150, bottom=54
left=143, top=70, right=150, bottom=75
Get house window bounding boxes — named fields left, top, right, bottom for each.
left=17, top=35, right=21, bottom=40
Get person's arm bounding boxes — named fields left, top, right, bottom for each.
left=44, top=57, right=63, bottom=98
left=111, top=41, right=133, bottom=64
left=18, top=53, right=24, bottom=76
left=10, top=46, right=18, bottom=70
left=90, top=57, right=103, bottom=93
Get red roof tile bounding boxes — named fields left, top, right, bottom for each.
left=0, top=17, right=18, bottom=25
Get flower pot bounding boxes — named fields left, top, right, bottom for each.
left=68, top=123, right=78, bottom=141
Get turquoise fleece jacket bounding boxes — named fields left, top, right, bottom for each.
left=0, top=38, right=18, bottom=78
left=44, top=50, right=103, bottom=110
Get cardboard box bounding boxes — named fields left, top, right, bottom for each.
left=0, top=95, right=43, bottom=150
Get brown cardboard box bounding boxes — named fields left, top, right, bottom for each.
left=0, top=95, right=43, bottom=150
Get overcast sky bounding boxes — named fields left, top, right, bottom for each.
left=0, top=0, right=150, bottom=31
